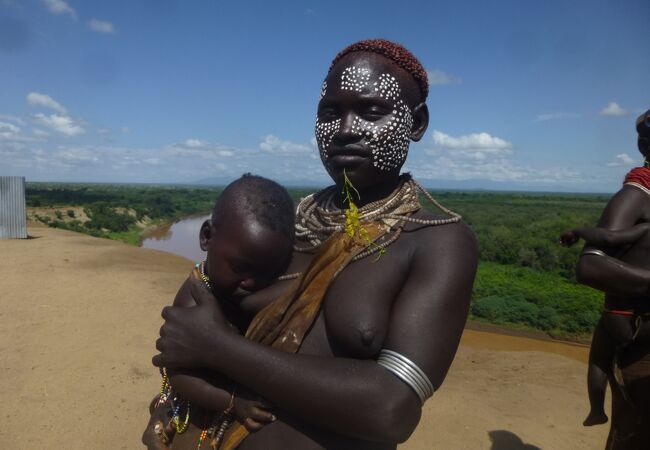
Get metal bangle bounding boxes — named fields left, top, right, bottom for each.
left=582, top=247, right=607, bottom=257
left=377, top=349, right=434, bottom=405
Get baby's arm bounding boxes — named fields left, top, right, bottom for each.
left=166, top=276, right=275, bottom=430
left=561, top=223, right=650, bottom=248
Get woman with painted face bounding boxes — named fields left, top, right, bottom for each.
left=150, top=39, right=478, bottom=450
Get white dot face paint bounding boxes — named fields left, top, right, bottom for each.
left=368, top=73, right=413, bottom=171
left=320, top=80, right=327, bottom=99
left=340, top=66, right=370, bottom=92
left=314, top=65, right=413, bottom=172
left=315, top=117, right=341, bottom=160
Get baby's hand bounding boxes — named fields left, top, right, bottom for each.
left=233, top=392, right=276, bottom=432
left=560, top=230, right=580, bottom=247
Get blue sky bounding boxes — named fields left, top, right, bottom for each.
left=1, top=0, right=649, bottom=192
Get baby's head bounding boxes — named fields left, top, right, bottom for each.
left=199, top=174, right=295, bottom=297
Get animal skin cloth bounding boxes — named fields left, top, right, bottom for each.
left=221, top=223, right=388, bottom=450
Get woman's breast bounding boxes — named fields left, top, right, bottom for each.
left=302, top=252, right=409, bottom=359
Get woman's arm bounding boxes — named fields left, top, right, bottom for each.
left=164, top=278, right=274, bottom=429
left=561, top=223, right=650, bottom=248
left=575, top=185, right=650, bottom=297
left=153, top=223, right=478, bottom=443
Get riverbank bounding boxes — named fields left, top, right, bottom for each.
left=0, top=223, right=608, bottom=449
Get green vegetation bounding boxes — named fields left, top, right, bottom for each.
left=27, top=183, right=224, bottom=242
left=27, top=183, right=611, bottom=337
left=425, top=191, right=608, bottom=336
left=471, top=263, right=602, bottom=335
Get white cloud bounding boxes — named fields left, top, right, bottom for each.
left=183, top=138, right=206, bottom=148
left=429, top=130, right=512, bottom=160
left=0, top=121, right=21, bottom=140
left=426, top=69, right=461, bottom=86
left=535, top=112, right=580, bottom=122
left=259, top=134, right=311, bottom=154
left=407, top=158, right=582, bottom=184
left=0, top=121, right=38, bottom=143
left=607, top=153, right=636, bottom=167
left=34, top=113, right=84, bottom=136
left=411, top=129, right=584, bottom=184
left=600, top=102, right=628, bottom=117
left=88, top=19, right=116, bottom=34
left=27, top=92, right=67, bottom=114
left=167, top=139, right=239, bottom=160
left=0, top=114, right=26, bottom=125
left=32, top=129, right=50, bottom=138
left=42, top=0, right=76, bottom=19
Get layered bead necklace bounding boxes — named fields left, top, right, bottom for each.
left=293, top=174, right=461, bottom=262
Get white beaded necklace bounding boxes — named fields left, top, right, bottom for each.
left=292, top=174, right=461, bottom=263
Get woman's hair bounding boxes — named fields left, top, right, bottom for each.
left=329, top=38, right=429, bottom=102
left=637, top=110, right=650, bottom=155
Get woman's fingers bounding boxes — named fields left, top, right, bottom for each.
left=242, top=416, right=274, bottom=432
left=249, top=404, right=276, bottom=423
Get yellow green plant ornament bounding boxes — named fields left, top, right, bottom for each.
left=341, top=170, right=385, bottom=260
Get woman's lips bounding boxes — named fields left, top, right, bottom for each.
left=329, top=154, right=367, bottom=167
left=327, top=145, right=370, bottom=168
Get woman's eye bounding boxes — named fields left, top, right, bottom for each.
left=318, top=108, right=338, bottom=119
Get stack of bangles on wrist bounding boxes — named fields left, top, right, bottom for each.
left=582, top=247, right=607, bottom=257
left=377, top=349, right=434, bottom=405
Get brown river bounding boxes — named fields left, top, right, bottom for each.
left=141, top=214, right=210, bottom=263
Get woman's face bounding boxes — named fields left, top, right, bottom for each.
left=315, top=52, right=424, bottom=190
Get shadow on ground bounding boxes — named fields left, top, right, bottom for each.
left=489, top=430, right=542, bottom=450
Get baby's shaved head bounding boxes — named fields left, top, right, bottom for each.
left=212, top=174, right=295, bottom=242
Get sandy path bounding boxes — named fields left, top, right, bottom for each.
left=0, top=225, right=608, bottom=449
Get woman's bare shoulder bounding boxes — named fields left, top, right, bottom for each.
left=403, top=210, right=476, bottom=250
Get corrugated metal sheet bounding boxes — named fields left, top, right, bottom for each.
left=0, top=176, right=27, bottom=239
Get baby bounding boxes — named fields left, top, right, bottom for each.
left=561, top=222, right=650, bottom=426
left=143, top=174, right=296, bottom=449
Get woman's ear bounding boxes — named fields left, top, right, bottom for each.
left=638, top=137, right=649, bottom=157
left=199, top=220, right=212, bottom=251
left=410, top=102, right=429, bottom=142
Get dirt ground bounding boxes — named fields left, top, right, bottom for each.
left=0, top=224, right=609, bottom=449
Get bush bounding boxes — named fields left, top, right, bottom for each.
left=472, top=263, right=603, bottom=334
left=84, top=204, right=136, bottom=232
left=471, top=295, right=560, bottom=331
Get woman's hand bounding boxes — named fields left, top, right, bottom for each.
left=560, top=229, right=580, bottom=247
left=153, top=278, right=234, bottom=369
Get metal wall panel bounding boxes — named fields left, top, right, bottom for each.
left=0, top=176, right=27, bottom=239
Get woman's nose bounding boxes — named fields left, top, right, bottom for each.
left=334, top=113, right=358, bottom=143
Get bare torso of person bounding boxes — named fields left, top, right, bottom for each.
left=227, top=210, right=439, bottom=450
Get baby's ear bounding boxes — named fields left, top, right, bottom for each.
left=199, top=220, right=212, bottom=251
